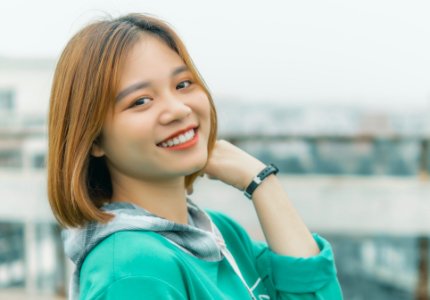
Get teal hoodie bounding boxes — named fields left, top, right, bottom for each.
left=75, top=205, right=343, bottom=299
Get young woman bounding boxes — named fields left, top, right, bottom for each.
left=48, top=13, right=343, bottom=300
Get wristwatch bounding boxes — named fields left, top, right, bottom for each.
left=244, top=164, right=279, bottom=200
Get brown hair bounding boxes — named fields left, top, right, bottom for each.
left=48, top=13, right=218, bottom=228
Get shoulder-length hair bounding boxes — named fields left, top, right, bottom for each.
left=48, top=13, right=218, bottom=228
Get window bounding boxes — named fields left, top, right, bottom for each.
left=32, top=153, right=45, bottom=169
left=0, top=149, right=22, bottom=168
left=0, top=89, right=15, bottom=112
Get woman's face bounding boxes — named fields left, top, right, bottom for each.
left=92, top=34, right=211, bottom=183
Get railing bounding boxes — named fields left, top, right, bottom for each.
left=222, top=133, right=430, bottom=178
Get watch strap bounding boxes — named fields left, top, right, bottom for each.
left=244, top=164, right=279, bottom=199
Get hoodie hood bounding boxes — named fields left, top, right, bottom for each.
left=63, top=198, right=226, bottom=300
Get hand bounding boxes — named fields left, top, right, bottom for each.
left=202, top=140, right=266, bottom=191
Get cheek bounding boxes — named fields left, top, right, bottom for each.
left=101, top=117, right=153, bottom=155
left=194, top=92, right=212, bottom=119
left=196, top=97, right=212, bottom=141
left=201, top=97, right=213, bottom=130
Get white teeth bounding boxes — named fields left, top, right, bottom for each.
left=159, top=129, right=195, bottom=148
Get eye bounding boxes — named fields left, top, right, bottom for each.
left=176, top=80, right=193, bottom=90
left=131, top=97, right=152, bottom=108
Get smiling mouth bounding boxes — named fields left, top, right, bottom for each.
left=157, top=127, right=198, bottom=148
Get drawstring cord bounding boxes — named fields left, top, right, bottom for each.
left=215, top=235, right=258, bottom=300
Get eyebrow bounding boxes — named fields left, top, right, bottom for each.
left=115, top=65, right=189, bottom=102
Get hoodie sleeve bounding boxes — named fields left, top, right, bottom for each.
left=253, top=234, right=343, bottom=299
left=96, top=276, right=187, bottom=300
left=209, top=211, right=343, bottom=300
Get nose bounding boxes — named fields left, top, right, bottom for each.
left=158, top=96, right=192, bottom=125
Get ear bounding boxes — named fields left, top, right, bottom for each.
left=91, top=142, right=105, bottom=157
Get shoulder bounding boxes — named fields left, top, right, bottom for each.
left=206, top=210, right=254, bottom=250
left=82, top=230, right=181, bottom=276
left=80, top=230, right=185, bottom=298
left=206, top=210, right=247, bottom=235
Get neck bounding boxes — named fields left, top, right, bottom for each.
left=110, top=173, right=189, bottom=225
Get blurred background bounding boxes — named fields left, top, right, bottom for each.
left=1, top=0, right=430, bottom=299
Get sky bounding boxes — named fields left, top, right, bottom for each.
left=0, top=0, right=429, bottom=111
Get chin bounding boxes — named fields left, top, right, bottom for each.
left=191, top=157, right=208, bottom=173
left=184, top=153, right=208, bottom=175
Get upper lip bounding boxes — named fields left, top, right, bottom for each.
left=158, top=125, right=198, bottom=144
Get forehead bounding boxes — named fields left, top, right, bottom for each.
left=119, top=34, right=185, bottom=82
